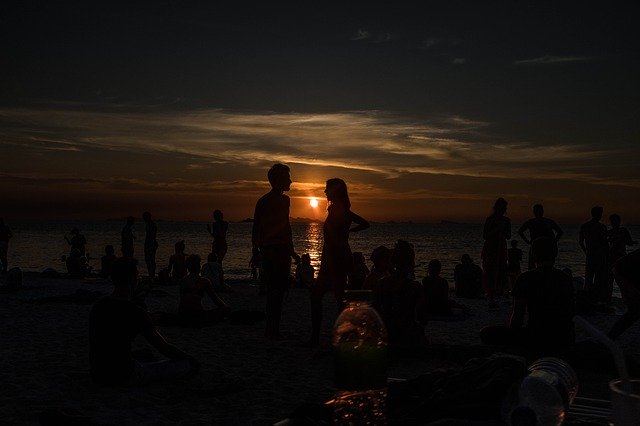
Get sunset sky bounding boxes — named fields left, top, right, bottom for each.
left=2, top=3, right=639, bottom=223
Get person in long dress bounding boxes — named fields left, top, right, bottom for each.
left=481, top=197, right=511, bottom=309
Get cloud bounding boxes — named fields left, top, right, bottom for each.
left=1, top=105, right=637, bottom=191
left=514, top=55, right=594, bottom=65
left=422, top=38, right=441, bottom=49
left=351, top=29, right=397, bottom=43
left=351, top=29, right=372, bottom=41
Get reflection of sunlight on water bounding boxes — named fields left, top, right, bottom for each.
left=295, top=222, right=323, bottom=277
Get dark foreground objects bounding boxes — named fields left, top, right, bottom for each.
left=518, top=204, right=563, bottom=270
left=121, top=216, right=136, bottom=258
left=251, top=163, right=300, bottom=339
left=65, top=228, right=86, bottom=256
left=143, top=211, right=158, bottom=279
left=481, top=237, right=575, bottom=358
left=0, top=218, right=13, bottom=273
left=608, top=249, right=640, bottom=340
left=100, top=245, right=117, bottom=279
left=481, top=197, right=511, bottom=307
left=178, top=254, right=230, bottom=326
left=454, top=254, right=483, bottom=299
left=579, top=206, right=609, bottom=304
left=89, top=258, right=199, bottom=386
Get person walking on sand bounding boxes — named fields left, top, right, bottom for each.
left=0, top=218, right=13, bottom=274
left=518, top=204, right=564, bottom=270
left=310, top=178, right=369, bottom=345
left=251, top=164, right=300, bottom=340
left=481, top=197, right=511, bottom=309
left=121, top=216, right=136, bottom=258
left=143, top=211, right=158, bottom=279
left=579, top=206, right=608, bottom=303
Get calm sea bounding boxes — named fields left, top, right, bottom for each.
left=5, top=221, right=638, bottom=288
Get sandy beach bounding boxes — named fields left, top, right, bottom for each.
left=1, top=272, right=639, bottom=425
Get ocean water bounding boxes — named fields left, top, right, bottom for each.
left=4, top=221, right=638, bottom=289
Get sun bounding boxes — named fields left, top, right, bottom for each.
left=309, top=198, right=319, bottom=208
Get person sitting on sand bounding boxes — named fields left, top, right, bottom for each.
left=363, top=245, right=392, bottom=294
left=90, top=257, right=199, bottom=385
left=377, top=240, right=426, bottom=348
left=201, top=252, right=231, bottom=292
left=348, top=252, right=370, bottom=290
left=480, top=237, right=575, bottom=357
left=65, top=248, right=90, bottom=279
left=178, top=254, right=230, bottom=326
left=294, top=253, right=314, bottom=288
left=65, top=228, right=87, bottom=256
left=168, top=240, right=188, bottom=282
left=100, top=245, right=117, bottom=279
left=422, top=259, right=468, bottom=318
left=608, top=249, right=640, bottom=340
left=453, top=254, right=483, bottom=299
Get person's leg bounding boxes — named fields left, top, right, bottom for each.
left=311, top=272, right=329, bottom=344
left=263, top=247, right=290, bottom=339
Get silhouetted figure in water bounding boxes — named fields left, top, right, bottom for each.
left=143, top=211, right=158, bottom=279
left=0, top=218, right=13, bottom=274
left=295, top=253, right=315, bottom=288
left=251, top=164, right=300, bottom=340
left=178, top=254, right=230, bottom=326
left=207, top=209, right=229, bottom=272
left=363, top=245, right=392, bottom=293
left=608, top=249, right=640, bottom=340
left=480, top=236, right=575, bottom=357
left=454, top=254, right=483, bottom=299
left=377, top=240, right=426, bottom=348
left=607, top=214, right=637, bottom=303
left=168, top=240, right=188, bottom=282
left=90, top=258, right=199, bottom=385
left=65, top=248, right=90, bottom=278
left=100, top=245, right=117, bottom=279
left=65, top=228, right=87, bottom=256
left=518, top=204, right=564, bottom=270
left=481, top=198, right=511, bottom=308
left=310, top=178, right=369, bottom=345
left=507, top=240, right=523, bottom=294
left=121, top=216, right=135, bottom=258
left=348, top=252, right=369, bottom=290
left=579, top=206, right=609, bottom=303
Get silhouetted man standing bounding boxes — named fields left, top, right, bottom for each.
left=143, top=211, right=158, bottom=279
left=518, top=204, right=563, bottom=270
left=251, top=164, right=300, bottom=339
left=579, top=206, right=608, bottom=303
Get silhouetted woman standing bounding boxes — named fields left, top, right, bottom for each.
left=481, top=197, right=511, bottom=309
left=310, top=178, right=369, bottom=345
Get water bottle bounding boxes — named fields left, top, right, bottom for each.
left=327, top=290, right=388, bottom=425
left=502, top=357, right=579, bottom=426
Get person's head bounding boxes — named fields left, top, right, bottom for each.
left=371, top=246, right=392, bottom=270
left=213, top=210, right=223, bottom=221
left=185, top=254, right=201, bottom=275
left=511, top=239, right=518, bottom=248
left=533, top=204, right=544, bottom=218
left=126, top=216, right=135, bottom=225
left=71, top=228, right=79, bottom=235
left=353, top=252, right=365, bottom=265
left=301, top=253, right=311, bottom=265
left=531, top=236, right=558, bottom=266
left=591, top=206, right=603, bottom=220
left=427, top=259, right=442, bottom=277
left=324, top=178, right=351, bottom=210
left=391, top=240, right=415, bottom=273
left=105, top=245, right=115, bottom=256
left=610, top=213, right=621, bottom=228
left=267, top=163, right=291, bottom=192
left=142, top=211, right=151, bottom=222
left=207, top=252, right=218, bottom=263
left=175, top=240, right=185, bottom=253
left=111, top=257, right=139, bottom=297
left=493, top=198, right=508, bottom=216
left=461, top=253, right=472, bottom=265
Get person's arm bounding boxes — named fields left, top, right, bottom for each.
left=518, top=222, right=531, bottom=245
left=285, top=197, right=300, bottom=264
left=348, top=211, right=370, bottom=233
left=552, top=221, right=564, bottom=242
left=251, top=200, right=262, bottom=263
left=203, top=278, right=228, bottom=308
left=578, top=225, right=586, bottom=253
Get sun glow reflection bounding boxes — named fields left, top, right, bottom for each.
left=309, top=198, right=319, bottom=208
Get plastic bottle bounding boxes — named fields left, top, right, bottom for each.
left=501, top=357, right=579, bottom=426
left=327, top=290, right=388, bottom=425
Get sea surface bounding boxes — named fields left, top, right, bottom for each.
left=5, top=221, right=638, bottom=291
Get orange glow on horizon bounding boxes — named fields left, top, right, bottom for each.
left=309, top=198, right=319, bottom=208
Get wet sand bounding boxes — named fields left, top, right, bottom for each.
left=1, top=272, right=638, bottom=424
